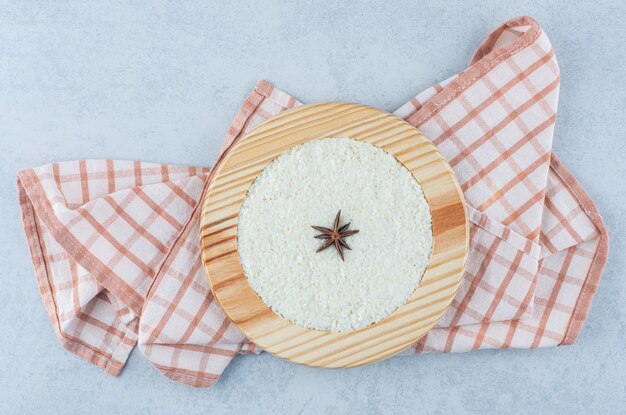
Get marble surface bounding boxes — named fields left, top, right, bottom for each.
left=1, top=1, right=624, bottom=413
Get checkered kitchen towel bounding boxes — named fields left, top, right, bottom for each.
left=17, top=16, right=608, bottom=387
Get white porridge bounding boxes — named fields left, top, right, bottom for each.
left=237, top=137, right=433, bottom=332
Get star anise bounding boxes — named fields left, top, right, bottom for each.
left=311, top=210, right=359, bottom=261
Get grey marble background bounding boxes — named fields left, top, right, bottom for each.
left=1, top=1, right=624, bottom=414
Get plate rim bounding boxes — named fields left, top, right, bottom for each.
left=200, top=102, right=469, bottom=368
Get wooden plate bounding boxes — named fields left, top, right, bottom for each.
left=200, top=102, right=468, bottom=368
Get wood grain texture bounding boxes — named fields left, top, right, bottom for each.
left=200, top=102, right=469, bottom=368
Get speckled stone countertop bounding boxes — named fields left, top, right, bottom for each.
left=1, top=1, right=624, bottom=413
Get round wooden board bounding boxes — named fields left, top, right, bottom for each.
left=200, top=102, right=469, bottom=368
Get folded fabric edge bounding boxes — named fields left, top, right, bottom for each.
left=17, top=176, right=137, bottom=376
left=469, top=15, right=540, bottom=66
left=407, top=16, right=542, bottom=128
left=254, top=79, right=300, bottom=108
left=221, top=79, right=298, bottom=153
left=16, top=169, right=146, bottom=314
left=152, top=363, right=220, bottom=388
left=550, top=155, right=609, bottom=345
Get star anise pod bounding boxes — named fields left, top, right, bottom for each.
left=311, top=210, right=359, bottom=261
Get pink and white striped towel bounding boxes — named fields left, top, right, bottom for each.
left=18, top=16, right=608, bottom=387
